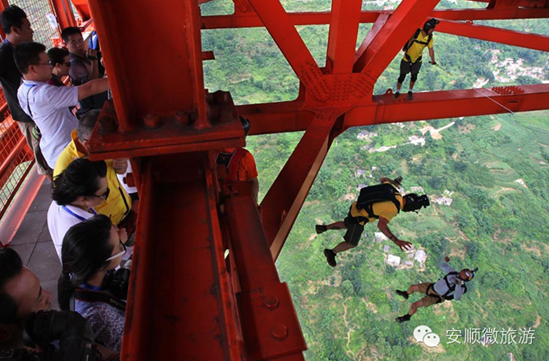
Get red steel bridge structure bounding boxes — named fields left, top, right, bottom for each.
left=1, top=0, right=549, bottom=359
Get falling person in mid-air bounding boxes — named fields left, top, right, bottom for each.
left=316, top=176, right=430, bottom=267
left=395, top=257, right=478, bottom=322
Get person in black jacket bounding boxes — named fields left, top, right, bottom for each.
left=0, top=5, right=51, bottom=177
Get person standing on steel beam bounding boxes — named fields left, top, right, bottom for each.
left=216, top=116, right=260, bottom=204
left=14, top=42, right=110, bottom=170
left=0, top=6, right=52, bottom=179
left=394, top=18, right=439, bottom=100
left=316, top=177, right=430, bottom=267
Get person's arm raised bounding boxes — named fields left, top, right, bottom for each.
left=77, top=78, right=109, bottom=100
left=377, top=216, right=412, bottom=251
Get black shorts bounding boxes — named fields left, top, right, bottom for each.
left=343, top=209, right=366, bottom=246
left=400, top=59, right=422, bottom=75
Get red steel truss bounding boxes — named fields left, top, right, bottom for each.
left=1, top=0, right=544, bottom=359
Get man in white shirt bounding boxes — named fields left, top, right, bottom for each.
left=48, top=158, right=108, bottom=259
left=14, top=42, right=109, bottom=169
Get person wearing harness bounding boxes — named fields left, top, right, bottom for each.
left=58, top=215, right=128, bottom=352
left=394, top=18, right=439, bottom=100
left=48, top=159, right=111, bottom=260
left=395, top=256, right=477, bottom=322
left=216, top=116, right=259, bottom=203
left=316, top=177, right=430, bottom=267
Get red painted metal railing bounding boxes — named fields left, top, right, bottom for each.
left=0, top=0, right=71, bottom=234
left=0, top=89, right=34, bottom=225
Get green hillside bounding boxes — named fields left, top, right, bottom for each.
left=201, top=1, right=549, bottom=360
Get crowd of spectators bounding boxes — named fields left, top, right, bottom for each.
left=0, top=4, right=259, bottom=357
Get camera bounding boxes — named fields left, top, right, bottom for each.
left=417, top=194, right=430, bottom=208
left=104, top=268, right=130, bottom=301
left=0, top=311, right=102, bottom=361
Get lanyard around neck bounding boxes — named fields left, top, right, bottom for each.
left=62, top=205, right=96, bottom=221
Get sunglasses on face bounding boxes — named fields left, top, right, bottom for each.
left=89, top=187, right=110, bottom=201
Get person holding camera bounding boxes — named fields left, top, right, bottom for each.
left=394, top=257, right=477, bottom=322
left=316, top=177, right=430, bottom=267
left=58, top=215, right=128, bottom=352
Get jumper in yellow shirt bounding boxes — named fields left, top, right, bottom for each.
left=349, top=193, right=403, bottom=226
left=402, top=31, right=434, bottom=64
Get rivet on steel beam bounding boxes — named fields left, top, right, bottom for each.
left=271, top=324, right=288, bottom=341
left=98, top=116, right=118, bottom=135
left=175, top=111, right=190, bottom=126
left=143, top=113, right=161, bottom=129
left=219, top=108, right=233, bottom=124
left=213, top=91, right=226, bottom=104
left=264, top=295, right=279, bottom=309
left=189, top=111, right=199, bottom=125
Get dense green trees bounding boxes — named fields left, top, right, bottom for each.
left=201, top=1, right=549, bottom=360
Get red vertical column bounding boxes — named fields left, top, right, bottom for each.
left=49, top=0, right=77, bottom=31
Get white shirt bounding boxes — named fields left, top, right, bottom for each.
left=47, top=201, right=96, bottom=261
left=18, top=80, right=78, bottom=168
left=433, top=261, right=465, bottom=301
left=116, top=161, right=138, bottom=195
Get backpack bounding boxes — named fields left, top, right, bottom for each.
left=216, top=148, right=247, bottom=182
left=356, top=183, right=401, bottom=219
left=403, top=29, right=433, bottom=52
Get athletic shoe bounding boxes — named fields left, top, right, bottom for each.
left=396, top=290, right=409, bottom=300
left=324, top=249, right=337, bottom=267
left=316, top=225, right=328, bottom=234
left=408, top=91, right=413, bottom=100
left=396, top=314, right=411, bottom=323
left=394, top=92, right=400, bottom=99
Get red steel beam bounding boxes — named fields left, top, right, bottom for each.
left=70, top=0, right=92, bottom=22
left=87, top=0, right=206, bottom=131
left=355, top=0, right=440, bottom=80
left=122, top=153, right=244, bottom=360
left=238, top=84, right=549, bottom=134
left=354, top=13, right=390, bottom=70
left=326, top=0, right=362, bottom=74
left=225, top=192, right=306, bottom=360
left=344, top=86, right=549, bottom=127
left=202, top=8, right=549, bottom=29
left=485, top=0, right=549, bottom=8
left=247, top=0, right=328, bottom=102
left=437, top=19, right=549, bottom=52
left=183, top=0, right=210, bottom=129
left=260, top=111, right=342, bottom=259
left=49, top=0, right=77, bottom=30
